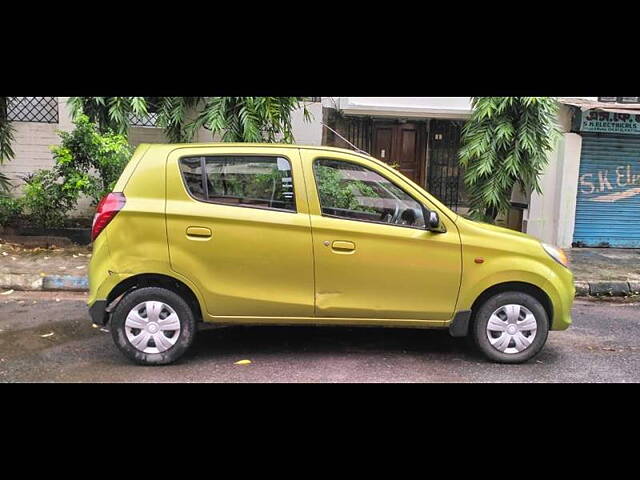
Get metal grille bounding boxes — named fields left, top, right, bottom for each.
left=129, top=111, right=159, bottom=127
left=344, top=116, right=373, bottom=154
left=7, top=97, right=58, bottom=123
left=427, top=119, right=466, bottom=211
left=573, top=134, right=640, bottom=248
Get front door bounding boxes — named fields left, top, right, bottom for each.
left=165, top=146, right=315, bottom=318
left=372, top=122, right=425, bottom=185
left=301, top=150, right=462, bottom=321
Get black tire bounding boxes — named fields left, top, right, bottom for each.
left=110, top=287, right=197, bottom=365
left=471, top=291, right=549, bottom=364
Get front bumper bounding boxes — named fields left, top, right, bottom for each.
left=545, top=266, right=575, bottom=331
left=89, top=300, right=108, bottom=326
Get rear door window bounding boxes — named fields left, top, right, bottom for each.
left=179, top=156, right=296, bottom=212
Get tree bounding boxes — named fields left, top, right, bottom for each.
left=155, top=97, right=204, bottom=142
left=0, top=97, right=16, bottom=192
left=68, top=97, right=150, bottom=135
left=20, top=114, right=133, bottom=228
left=188, top=97, right=311, bottom=143
left=458, top=97, right=560, bottom=222
left=68, top=97, right=311, bottom=143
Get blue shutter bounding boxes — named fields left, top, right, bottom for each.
left=573, top=135, right=640, bottom=248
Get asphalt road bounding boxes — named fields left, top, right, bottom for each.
left=0, top=291, right=639, bottom=382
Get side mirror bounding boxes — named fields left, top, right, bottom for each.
left=427, top=210, right=446, bottom=233
left=428, top=211, right=440, bottom=229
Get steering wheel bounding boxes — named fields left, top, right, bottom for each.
left=389, top=202, right=402, bottom=224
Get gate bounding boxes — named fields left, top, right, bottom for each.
left=427, top=119, right=466, bottom=211
left=573, top=134, right=640, bottom=248
left=327, top=115, right=466, bottom=211
left=344, top=116, right=373, bottom=154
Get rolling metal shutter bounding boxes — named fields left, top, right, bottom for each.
left=573, top=134, right=640, bottom=247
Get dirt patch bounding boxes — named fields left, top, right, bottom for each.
left=568, top=248, right=640, bottom=282
left=0, top=242, right=91, bottom=275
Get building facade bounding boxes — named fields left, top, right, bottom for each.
left=3, top=96, right=640, bottom=248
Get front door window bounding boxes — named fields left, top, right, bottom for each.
left=313, top=158, right=426, bottom=229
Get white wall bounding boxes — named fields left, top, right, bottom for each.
left=525, top=105, right=582, bottom=247
left=291, top=102, right=323, bottom=145
left=326, top=97, right=473, bottom=119
left=129, top=126, right=169, bottom=146
left=2, top=122, right=59, bottom=193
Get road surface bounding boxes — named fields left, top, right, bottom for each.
left=0, top=292, right=638, bottom=382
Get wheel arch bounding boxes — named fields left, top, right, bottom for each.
left=106, top=273, right=203, bottom=322
left=469, top=281, right=554, bottom=328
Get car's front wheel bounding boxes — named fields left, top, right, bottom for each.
left=110, top=287, right=197, bottom=365
left=471, top=291, right=549, bottom=364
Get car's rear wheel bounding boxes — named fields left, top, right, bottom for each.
left=110, top=287, right=196, bottom=365
left=471, top=291, right=549, bottom=364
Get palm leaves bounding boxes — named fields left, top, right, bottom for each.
left=190, top=97, right=308, bottom=143
left=459, top=97, right=560, bottom=222
left=0, top=97, right=16, bottom=192
left=3, top=96, right=309, bottom=197
left=155, top=97, right=204, bottom=142
left=68, top=97, right=150, bottom=135
left=69, top=97, right=309, bottom=144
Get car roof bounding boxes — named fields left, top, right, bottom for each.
left=144, top=142, right=372, bottom=159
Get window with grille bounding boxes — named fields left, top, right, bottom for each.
left=6, top=97, right=59, bottom=123
left=129, top=110, right=159, bottom=127
left=129, top=97, right=160, bottom=127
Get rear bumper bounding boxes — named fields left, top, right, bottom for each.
left=89, top=300, right=108, bottom=326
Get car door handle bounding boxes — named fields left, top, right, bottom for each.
left=331, top=240, right=356, bottom=252
left=186, top=226, right=212, bottom=239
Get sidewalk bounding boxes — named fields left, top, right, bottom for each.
left=1, top=240, right=640, bottom=297
left=568, top=248, right=640, bottom=296
left=0, top=242, right=90, bottom=292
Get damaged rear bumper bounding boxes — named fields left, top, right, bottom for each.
left=89, top=300, right=109, bottom=326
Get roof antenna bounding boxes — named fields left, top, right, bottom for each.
left=320, top=122, right=370, bottom=156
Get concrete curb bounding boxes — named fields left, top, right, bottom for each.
left=42, top=275, right=89, bottom=291
left=0, top=273, right=87, bottom=292
left=0, top=273, right=638, bottom=298
left=589, top=281, right=629, bottom=297
left=0, top=273, right=44, bottom=291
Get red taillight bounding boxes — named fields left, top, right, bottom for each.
left=91, top=192, right=126, bottom=242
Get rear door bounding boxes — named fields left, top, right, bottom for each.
left=166, top=146, right=314, bottom=318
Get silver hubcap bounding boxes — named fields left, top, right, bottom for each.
left=125, top=301, right=181, bottom=354
left=486, top=304, right=537, bottom=354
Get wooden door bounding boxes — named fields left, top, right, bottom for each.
left=372, top=122, right=425, bottom=185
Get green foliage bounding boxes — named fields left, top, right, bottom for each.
left=315, top=165, right=378, bottom=213
left=51, top=114, right=132, bottom=203
left=68, top=97, right=149, bottom=135
left=212, top=170, right=282, bottom=201
left=21, top=170, right=78, bottom=228
left=155, top=97, right=204, bottom=142
left=69, top=97, right=310, bottom=144
left=189, top=97, right=310, bottom=143
left=0, top=194, right=22, bottom=227
left=458, top=97, right=560, bottom=222
left=21, top=115, right=132, bottom=228
left=0, top=97, right=16, bottom=193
